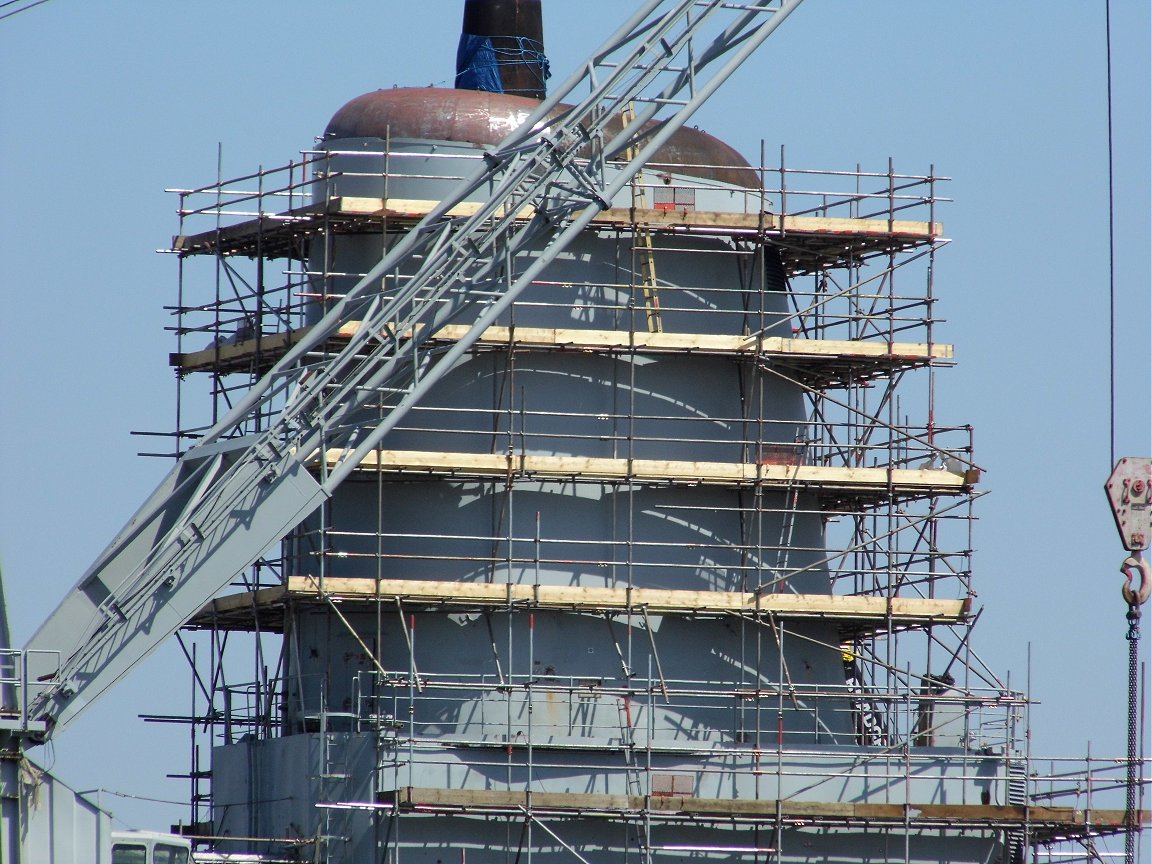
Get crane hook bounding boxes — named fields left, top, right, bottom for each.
left=1120, top=554, right=1151, bottom=607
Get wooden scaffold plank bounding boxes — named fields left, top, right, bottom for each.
left=171, top=321, right=954, bottom=382
left=378, top=786, right=1145, bottom=838
left=172, top=321, right=953, bottom=377
left=187, top=576, right=970, bottom=634
left=323, top=449, right=977, bottom=495
left=171, top=196, right=943, bottom=268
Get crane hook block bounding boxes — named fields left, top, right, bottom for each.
left=1121, top=555, right=1151, bottom=608
left=1104, top=457, right=1151, bottom=552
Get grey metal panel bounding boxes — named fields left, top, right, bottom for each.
left=344, top=821, right=999, bottom=864
left=382, top=354, right=805, bottom=461
left=284, top=611, right=851, bottom=745
left=211, top=733, right=375, bottom=858
left=301, top=480, right=828, bottom=592
left=376, top=742, right=1000, bottom=804
left=0, top=756, right=111, bottom=864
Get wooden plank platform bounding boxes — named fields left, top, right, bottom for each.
left=172, top=322, right=361, bottom=374
left=171, top=196, right=942, bottom=274
left=325, top=449, right=977, bottom=497
left=187, top=575, right=970, bottom=634
left=172, top=321, right=953, bottom=384
left=379, top=786, right=1145, bottom=839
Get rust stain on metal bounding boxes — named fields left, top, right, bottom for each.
left=325, top=88, right=761, bottom=189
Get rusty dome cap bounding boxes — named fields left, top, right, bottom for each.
left=324, top=87, right=758, bottom=190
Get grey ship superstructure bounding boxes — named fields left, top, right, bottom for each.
left=167, top=4, right=1112, bottom=861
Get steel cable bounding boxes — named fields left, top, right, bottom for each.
left=0, top=0, right=52, bottom=22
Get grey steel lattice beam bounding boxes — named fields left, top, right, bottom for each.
left=22, top=0, right=806, bottom=739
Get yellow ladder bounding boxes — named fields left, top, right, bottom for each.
left=622, top=104, right=662, bottom=333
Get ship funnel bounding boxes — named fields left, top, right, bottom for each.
left=455, top=0, right=548, bottom=99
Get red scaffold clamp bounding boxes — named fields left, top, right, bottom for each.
left=1121, top=554, right=1151, bottom=608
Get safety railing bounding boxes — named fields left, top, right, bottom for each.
left=168, top=148, right=947, bottom=231
left=0, top=648, right=60, bottom=735
left=216, top=667, right=1021, bottom=753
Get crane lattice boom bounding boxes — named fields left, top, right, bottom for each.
left=23, top=0, right=805, bottom=738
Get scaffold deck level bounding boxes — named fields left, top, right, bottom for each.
left=188, top=575, right=971, bottom=635
left=171, top=196, right=942, bottom=274
left=375, top=787, right=1147, bottom=843
left=172, top=323, right=954, bottom=387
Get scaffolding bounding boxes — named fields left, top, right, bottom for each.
left=153, top=146, right=1146, bottom=863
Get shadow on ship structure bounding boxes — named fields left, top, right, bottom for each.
left=157, top=2, right=1143, bottom=861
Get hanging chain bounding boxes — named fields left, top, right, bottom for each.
left=1124, top=600, right=1141, bottom=864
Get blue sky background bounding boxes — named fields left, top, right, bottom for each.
left=1, top=0, right=1148, bottom=835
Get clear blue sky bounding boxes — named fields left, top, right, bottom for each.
left=1, top=0, right=1148, bottom=834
